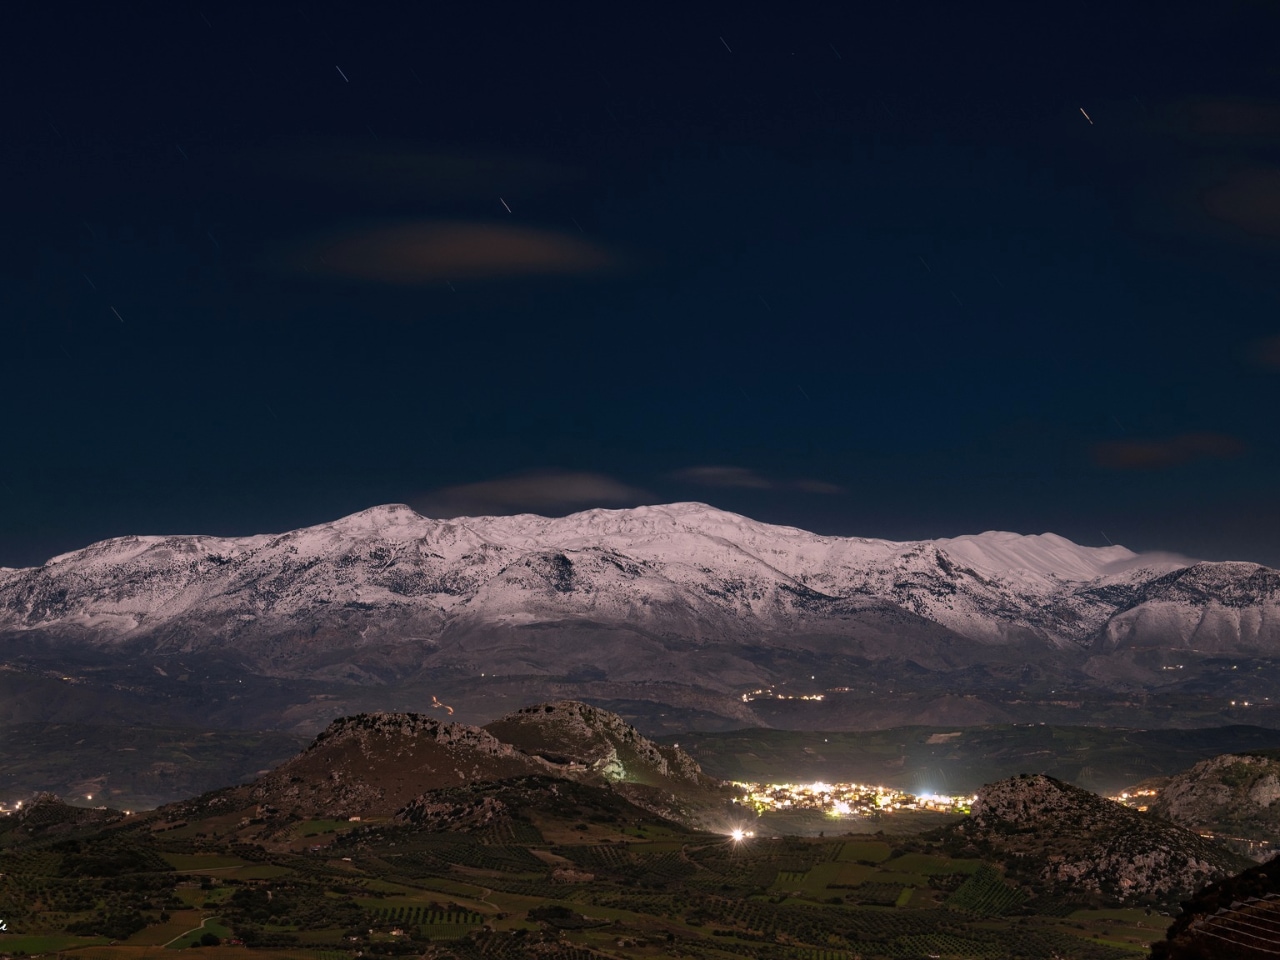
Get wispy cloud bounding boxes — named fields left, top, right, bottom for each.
left=1202, top=166, right=1280, bottom=239
left=790, top=479, right=845, bottom=494
left=1092, top=432, right=1246, bottom=470
left=275, top=220, right=620, bottom=284
left=242, top=141, right=578, bottom=202
left=413, top=470, right=650, bottom=518
left=1248, top=333, right=1280, bottom=369
left=1178, top=98, right=1280, bottom=140
left=668, top=466, right=773, bottom=489
left=667, top=465, right=844, bottom=494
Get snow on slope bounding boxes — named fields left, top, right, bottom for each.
left=1, top=502, right=1275, bottom=662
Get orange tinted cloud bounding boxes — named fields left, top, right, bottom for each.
left=1093, top=432, right=1246, bottom=470
left=281, top=221, right=620, bottom=283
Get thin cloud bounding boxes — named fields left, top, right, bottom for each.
left=1250, top=334, right=1280, bottom=369
left=275, top=220, right=620, bottom=283
left=668, top=466, right=773, bottom=489
left=1179, top=98, right=1280, bottom=140
left=1202, top=166, right=1280, bottom=239
left=414, top=470, right=650, bottom=518
left=242, top=140, right=577, bottom=202
left=668, top=465, right=844, bottom=494
left=790, top=479, right=845, bottom=494
left=1092, top=432, right=1246, bottom=471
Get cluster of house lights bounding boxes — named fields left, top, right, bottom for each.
left=733, top=781, right=974, bottom=816
left=740, top=688, right=826, bottom=703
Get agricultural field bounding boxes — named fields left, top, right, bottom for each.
left=0, top=791, right=1170, bottom=960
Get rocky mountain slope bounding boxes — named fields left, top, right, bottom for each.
left=1151, top=751, right=1280, bottom=857
left=947, top=774, right=1249, bottom=906
left=202, top=700, right=726, bottom=827
left=2, top=502, right=1278, bottom=732
left=484, top=700, right=710, bottom=788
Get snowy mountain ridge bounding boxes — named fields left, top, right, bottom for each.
left=4, top=502, right=1280, bottom=733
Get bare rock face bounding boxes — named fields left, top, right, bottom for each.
left=958, top=774, right=1247, bottom=905
left=483, top=700, right=710, bottom=787
left=1152, top=752, right=1280, bottom=851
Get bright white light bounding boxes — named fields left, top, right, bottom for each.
left=730, top=828, right=745, bottom=842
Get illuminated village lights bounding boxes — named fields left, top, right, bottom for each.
left=733, top=780, right=974, bottom=817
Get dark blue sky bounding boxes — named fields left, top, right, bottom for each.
left=4, top=1, right=1280, bottom=568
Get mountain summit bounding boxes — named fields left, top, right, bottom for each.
left=2, top=503, right=1278, bottom=732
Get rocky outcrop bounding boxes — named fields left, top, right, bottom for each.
left=955, top=775, right=1247, bottom=905
left=1152, top=752, right=1280, bottom=854
left=484, top=700, right=709, bottom=787
left=225, top=701, right=725, bottom=826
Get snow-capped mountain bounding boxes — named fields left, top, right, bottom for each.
left=3, top=501, right=1277, bottom=659
left=2, top=503, right=1278, bottom=731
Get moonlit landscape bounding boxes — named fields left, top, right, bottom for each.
left=4, top=3, right=1280, bottom=959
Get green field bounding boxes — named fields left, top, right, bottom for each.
left=0, top=934, right=110, bottom=952
left=162, top=853, right=249, bottom=871
left=0, top=786, right=1176, bottom=960
left=165, top=919, right=234, bottom=949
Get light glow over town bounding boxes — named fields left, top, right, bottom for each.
left=733, top=780, right=975, bottom=817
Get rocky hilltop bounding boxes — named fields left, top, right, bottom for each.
left=210, top=701, right=724, bottom=826
left=950, top=774, right=1248, bottom=906
left=484, top=700, right=709, bottom=786
left=1151, top=751, right=1280, bottom=858
left=244, top=713, right=551, bottom=817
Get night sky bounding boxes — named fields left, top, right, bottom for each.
left=4, top=2, right=1280, bottom=569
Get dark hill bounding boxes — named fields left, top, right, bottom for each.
left=947, top=774, right=1249, bottom=906
left=1152, top=859, right=1280, bottom=959
left=244, top=713, right=552, bottom=818
left=174, top=701, right=728, bottom=827
left=395, top=774, right=692, bottom=836
left=0, top=793, right=124, bottom=838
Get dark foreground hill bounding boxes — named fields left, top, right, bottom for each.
left=1152, top=859, right=1280, bottom=959
left=170, top=701, right=734, bottom=831
left=1, top=785, right=1174, bottom=959
left=942, top=774, right=1250, bottom=907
